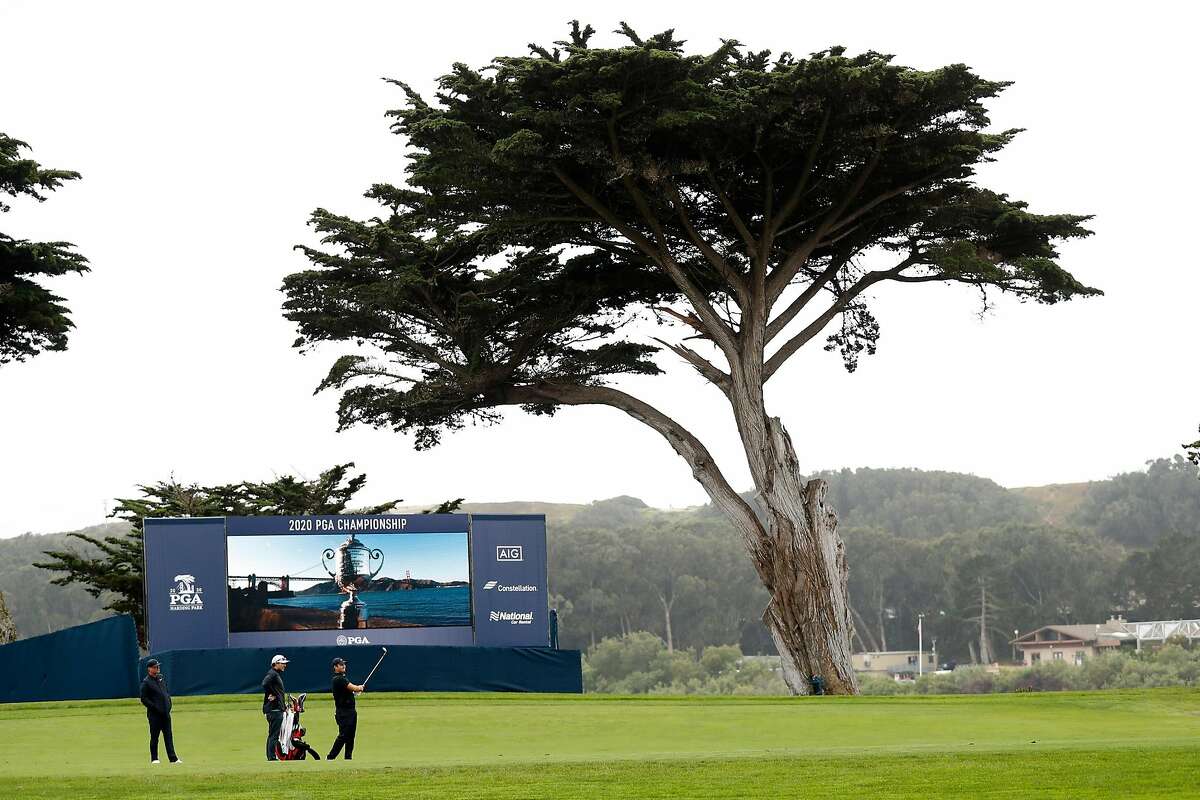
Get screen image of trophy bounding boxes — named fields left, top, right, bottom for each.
left=321, top=533, right=385, bottom=629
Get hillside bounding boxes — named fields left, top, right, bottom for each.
left=0, top=522, right=128, bottom=639
left=1011, top=481, right=1094, bottom=526
left=4, top=459, right=1195, bottom=645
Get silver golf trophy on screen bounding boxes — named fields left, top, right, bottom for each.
left=321, top=533, right=385, bottom=629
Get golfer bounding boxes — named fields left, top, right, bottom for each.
left=139, top=659, right=180, bottom=764
left=262, top=654, right=289, bottom=761
left=326, top=657, right=364, bottom=760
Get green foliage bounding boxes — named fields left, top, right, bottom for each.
left=0, top=591, right=18, bottom=644
left=1117, top=529, right=1200, bottom=620
left=284, top=24, right=1096, bottom=448
left=583, top=631, right=787, bottom=694
left=820, top=468, right=1040, bottom=538
left=14, top=462, right=1198, bottom=660
left=0, top=526, right=120, bottom=638
left=1071, top=456, right=1200, bottom=547
left=860, top=646, right=1200, bottom=695
left=549, top=510, right=768, bottom=653
left=1185, top=426, right=1199, bottom=472
left=35, top=464, right=402, bottom=646
left=0, top=132, right=88, bottom=364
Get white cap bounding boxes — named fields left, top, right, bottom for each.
left=271, top=654, right=289, bottom=665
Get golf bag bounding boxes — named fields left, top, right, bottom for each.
left=274, top=693, right=321, bottom=761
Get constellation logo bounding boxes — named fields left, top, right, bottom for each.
left=489, top=610, right=534, bottom=625
left=483, top=580, right=536, bottom=592
left=169, top=574, right=203, bottom=611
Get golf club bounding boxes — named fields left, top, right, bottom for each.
left=361, top=646, right=388, bottom=687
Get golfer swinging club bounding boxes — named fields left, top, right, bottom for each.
left=326, top=657, right=364, bottom=760
left=139, top=658, right=180, bottom=764
left=262, top=654, right=289, bottom=761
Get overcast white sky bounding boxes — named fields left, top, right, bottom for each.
left=2, top=1, right=1197, bottom=537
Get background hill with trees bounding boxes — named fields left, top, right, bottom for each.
left=2, top=458, right=1196, bottom=664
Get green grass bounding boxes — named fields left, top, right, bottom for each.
left=1, top=690, right=1198, bottom=798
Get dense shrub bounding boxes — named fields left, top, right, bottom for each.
left=584, top=632, right=788, bottom=695
left=861, top=645, right=1200, bottom=696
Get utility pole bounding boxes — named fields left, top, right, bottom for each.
left=978, top=581, right=994, bottom=665
left=918, top=613, right=925, bottom=677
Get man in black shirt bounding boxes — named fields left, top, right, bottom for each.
left=262, top=654, right=289, bottom=761
left=326, top=657, right=364, bottom=760
left=139, top=659, right=180, bottom=764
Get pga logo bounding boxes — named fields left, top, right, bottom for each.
left=168, top=574, right=204, bottom=611
left=496, top=545, right=523, bottom=562
left=336, top=634, right=371, bottom=646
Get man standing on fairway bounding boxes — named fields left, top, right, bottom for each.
left=262, top=654, right=289, bottom=761
left=326, top=657, right=363, bottom=760
left=139, top=659, right=180, bottom=764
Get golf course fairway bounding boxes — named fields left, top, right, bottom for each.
left=1, top=690, right=1197, bottom=798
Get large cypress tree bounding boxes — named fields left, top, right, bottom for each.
left=0, top=133, right=88, bottom=365
left=283, top=23, right=1098, bottom=693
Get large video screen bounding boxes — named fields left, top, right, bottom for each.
left=226, top=531, right=471, bottom=632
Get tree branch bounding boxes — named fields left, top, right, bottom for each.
left=664, top=179, right=750, bottom=305
left=823, top=172, right=945, bottom=237
left=765, top=258, right=846, bottom=343
left=551, top=164, right=740, bottom=362
left=763, top=256, right=916, bottom=381
left=704, top=164, right=758, bottom=259
left=503, top=382, right=765, bottom=557
left=766, top=145, right=884, bottom=306
left=768, top=104, right=832, bottom=240
left=651, top=336, right=731, bottom=392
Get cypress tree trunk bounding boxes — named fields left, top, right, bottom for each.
left=750, top=418, right=858, bottom=695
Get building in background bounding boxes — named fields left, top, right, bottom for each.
left=1011, top=617, right=1200, bottom=666
left=852, top=650, right=936, bottom=680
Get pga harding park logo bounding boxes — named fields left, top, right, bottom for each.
left=488, top=610, right=534, bottom=625
left=168, top=574, right=204, bottom=611
left=335, top=634, right=372, bottom=646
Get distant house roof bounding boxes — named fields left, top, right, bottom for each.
left=1010, top=623, right=1126, bottom=647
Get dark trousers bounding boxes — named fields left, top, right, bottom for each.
left=327, top=711, right=357, bottom=760
left=265, top=711, right=284, bottom=760
left=147, top=710, right=177, bottom=762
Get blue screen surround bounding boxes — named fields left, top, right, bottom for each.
left=144, top=514, right=549, bottom=652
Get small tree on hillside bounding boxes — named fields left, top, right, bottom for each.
left=1186, top=428, right=1199, bottom=473
left=0, top=133, right=88, bottom=365
left=283, top=24, right=1098, bottom=693
left=0, top=591, right=18, bottom=644
left=35, top=464, right=407, bottom=646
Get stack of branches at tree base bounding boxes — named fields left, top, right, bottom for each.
left=282, top=22, right=1100, bottom=694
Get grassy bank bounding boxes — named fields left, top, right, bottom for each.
left=1, top=690, right=1197, bottom=798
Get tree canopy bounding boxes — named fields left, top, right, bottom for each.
left=286, top=24, right=1098, bottom=447
left=0, top=132, right=88, bottom=365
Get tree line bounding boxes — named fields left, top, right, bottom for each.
left=548, top=459, right=1200, bottom=663
left=4, top=460, right=1196, bottom=662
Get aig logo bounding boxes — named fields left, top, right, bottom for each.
left=496, top=545, right=523, bottom=562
